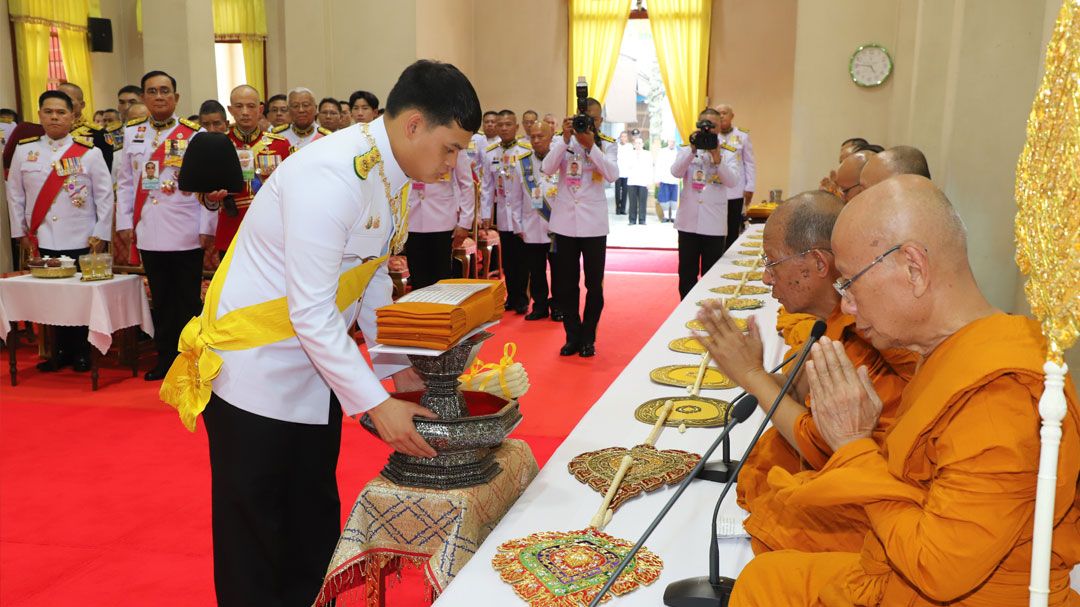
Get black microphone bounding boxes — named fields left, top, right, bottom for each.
left=586, top=350, right=801, bottom=607
left=663, top=319, right=827, bottom=607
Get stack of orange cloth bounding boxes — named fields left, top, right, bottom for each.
left=375, top=279, right=506, bottom=350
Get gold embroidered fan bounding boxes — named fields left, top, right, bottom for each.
left=635, top=396, right=732, bottom=428
left=568, top=444, right=701, bottom=512
left=649, top=365, right=735, bottom=390
left=686, top=317, right=748, bottom=332
left=709, top=284, right=770, bottom=295
left=696, top=297, right=764, bottom=310
left=721, top=271, right=763, bottom=282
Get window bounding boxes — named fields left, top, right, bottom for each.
left=46, top=26, right=67, bottom=90
left=215, top=41, right=247, bottom=111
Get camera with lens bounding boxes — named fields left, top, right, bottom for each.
left=571, top=76, right=594, bottom=134
left=689, top=119, right=718, bottom=151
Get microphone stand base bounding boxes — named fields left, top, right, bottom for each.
left=695, top=459, right=738, bottom=484
left=663, top=575, right=735, bottom=607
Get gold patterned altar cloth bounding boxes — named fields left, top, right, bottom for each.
left=314, top=439, right=538, bottom=606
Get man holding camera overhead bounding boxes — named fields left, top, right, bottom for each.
left=541, top=80, right=618, bottom=359
left=673, top=108, right=739, bottom=299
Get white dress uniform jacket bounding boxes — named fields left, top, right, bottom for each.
left=7, top=134, right=113, bottom=249
left=671, top=146, right=739, bottom=237
left=115, top=115, right=217, bottom=251
left=280, top=123, right=329, bottom=151
left=407, top=149, right=475, bottom=233
left=480, top=139, right=532, bottom=234
left=211, top=118, right=410, bottom=424
left=540, top=133, right=619, bottom=238
left=520, top=154, right=555, bottom=245
left=718, top=126, right=755, bottom=199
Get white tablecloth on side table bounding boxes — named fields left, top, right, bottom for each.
left=435, top=229, right=782, bottom=606
left=0, top=273, right=154, bottom=354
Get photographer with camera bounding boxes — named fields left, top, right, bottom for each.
left=671, top=107, right=739, bottom=299
left=541, top=78, right=618, bottom=359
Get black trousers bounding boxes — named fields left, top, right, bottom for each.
left=204, top=392, right=343, bottom=607
left=725, top=197, right=745, bottom=251
left=139, top=248, right=204, bottom=364
left=405, top=230, right=453, bottom=290
left=628, top=185, right=648, bottom=224
left=614, top=177, right=628, bottom=214
left=39, top=247, right=91, bottom=358
left=553, top=233, right=606, bottom=344
left=499, top=230, right=528, bottom=310
left=523, top=242, right=555, bottom=314
left=678, top=231, right=726, bottom=299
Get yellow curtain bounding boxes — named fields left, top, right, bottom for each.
left=212, top=0, right=268, bottom=98
left=567, top=0, right=633, bottom=115
left=648, top=0, right=711, bottom=142
left=9, top=0, right=95, bottom=117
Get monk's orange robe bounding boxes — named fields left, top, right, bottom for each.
left=730, top=314, right=1080, bottom=606
left=736, top=305, right=917, bottom=554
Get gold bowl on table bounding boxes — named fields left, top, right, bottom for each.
left=29, top=266, right=77, bottom=279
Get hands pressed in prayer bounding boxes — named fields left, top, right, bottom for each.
left=804, top=336, right=883, bottom=451
left=694, top=300, right=766, bottom=387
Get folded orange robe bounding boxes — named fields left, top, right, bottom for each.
left=375, top=279, right=505, bottom=350
left=737, top=305, right=917, bottom=554
left=730, top=314, right=1080, bottom=607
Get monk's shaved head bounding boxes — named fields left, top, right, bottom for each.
left=230, top=84, right=260, bottom=104
left=762, top=190, right=845, bottom=318
left=860, top=145, right=931, bottom=189
left=833, top=175, right=991, bottom=354
left=835, top=151, right=873, bottom=202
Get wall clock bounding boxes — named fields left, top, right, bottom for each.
left=850, top=44, right=893, bottom=87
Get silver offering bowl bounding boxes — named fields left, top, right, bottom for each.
left=360, top=331, right=523, bottom=489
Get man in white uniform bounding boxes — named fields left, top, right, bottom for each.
left=7, top=91, right=113, bottom=371
left=714, top=103, right=755, bottom=250
left=162, top=60, right=482, bottom=607
left=405, top=146, right=473, bottom=289
left=480, top=109, right=532, bottom=313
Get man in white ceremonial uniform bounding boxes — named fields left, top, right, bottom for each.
left=673, top=108, right=739, bottom=299
left=480, top=109, right=531, bottom=314
left=115, top=70, right=217, bottom=381
left=614, top=130, right=632, bottom=215
left=714, top=103, right=755, bottom=250
left=7, top=91, right=113, bottom=372
left=405, top=145, right=473, bottom=289
left=541, top=97, right=618, bottom=358
left=275, top=87, right=331, bottom=151
left=520, top=121, right=562, bottom=321
left=158, top=60, right=482, bottom=607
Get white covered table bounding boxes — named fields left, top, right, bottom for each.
left=0, top=272, right=154, bottom=389
left=435, top=229, right=781, bottom=606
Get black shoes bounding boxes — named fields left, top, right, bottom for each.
left=71, top=355, right=91, bottom=373
left=144, top=357, right=173, bottom=381
left=551, top=310, right=565, bottom=322
left=36, top=356, right=68, bottom=372
left=559, top=342, right=580, bottom=356
left=525, top=310, right=549, bottom=321
left=579, top=343, right=596, bottom=358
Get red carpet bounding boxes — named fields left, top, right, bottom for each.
left=605, top=248, right=678, bottom=274
left=0, top=262, right=678, bottom=606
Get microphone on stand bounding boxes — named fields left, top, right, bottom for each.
left=585, top=348, right=803, bottom=607
left=663, top=319, right=828, bottom=607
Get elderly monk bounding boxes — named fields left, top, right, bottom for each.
left=730, top=175, right=1080, bottom=606
left=698, top=190, right=916, bottom=554
left=859, top=144, right=931, bottom=188
left=834, top=151, right=873, bottom=202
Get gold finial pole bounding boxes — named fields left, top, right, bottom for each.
left=1014, top=2, right=1080, bottom=604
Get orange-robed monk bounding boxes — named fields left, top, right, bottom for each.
left=729, top=175, right=1080, bottom=606
left=697, top=190, right=916, bottom=554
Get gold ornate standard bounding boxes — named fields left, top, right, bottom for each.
left=1013, top=2, right=1080, bottom=604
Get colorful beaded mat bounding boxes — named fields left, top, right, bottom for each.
left=492, top=527, right=663, bottom=606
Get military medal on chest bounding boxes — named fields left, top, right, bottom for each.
left=64, top=176, right=87, bottom=208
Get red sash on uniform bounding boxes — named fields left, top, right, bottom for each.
left=28, top=143, right=90, bottom=246
left=129, top=122, right=196, bottom=264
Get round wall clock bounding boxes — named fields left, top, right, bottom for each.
left=849, top=44, right=893, bottom=87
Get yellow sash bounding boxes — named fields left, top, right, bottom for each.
left=159, top=235, right=388, bottom=432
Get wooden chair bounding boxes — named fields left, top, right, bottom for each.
left=477, top=230, right=503, bottom=280
left=452, top=238, right=479, bottom=278
left=388, top=255, right=409, bottom=298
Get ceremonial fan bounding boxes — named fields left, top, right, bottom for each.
left=1014, top=1, right=1080, bottom=604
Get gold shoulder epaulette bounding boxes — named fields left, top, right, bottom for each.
left=76, top=123, right=102, bottom=133
left=519, top=150, right=533, bottom=159
left=17, top=135, right=40, bottom=145
left=179, top=117, right=201, bottom=130
left=126, top=116, right=148, bottom=127
left=518, top=140, right=532, bottom=149
left=720, top=142, right=737, bottom=153
left=271, top=123, right=289, bottom=134
left=317, top=126, right=332, bottom=136
left=555, top=130, right=563, bottom=137
left=354, top=146, right=380, bottom=180
left=598, top=133, right=615, bottom=143
left=737, top=126, right=750, bottom=134
left=485, top=141, right=501, bottom=152
left=262, top=131, right=286, bottom=141
left=73, top=136, right=94, bottom=148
